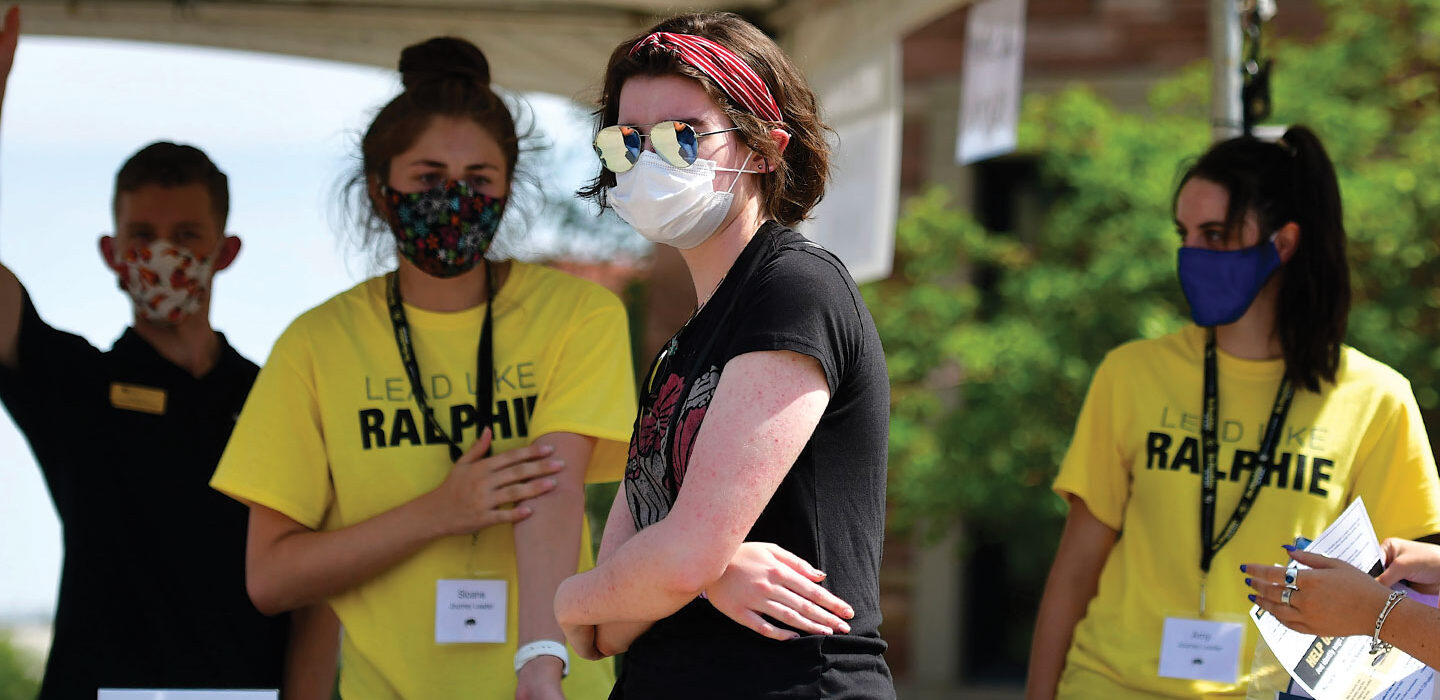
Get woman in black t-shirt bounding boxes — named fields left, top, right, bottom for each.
left=554, top=11, right=895, bottom=699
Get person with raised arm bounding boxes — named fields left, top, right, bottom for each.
left=0, top=7, right=335, bottom=698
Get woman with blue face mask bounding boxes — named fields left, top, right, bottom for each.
left=1025, top=126, right=1440, bottom=699
left=210, top=37, right=639, bottom=699
left=554, top=11, right=895, bottom=699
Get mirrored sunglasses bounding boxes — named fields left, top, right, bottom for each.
left=593, top=121, right=740, bottom=174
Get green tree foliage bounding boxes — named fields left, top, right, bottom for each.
left=866, top=0, right=1440, bottom=582
left=0, top=636, right=38, bottom=700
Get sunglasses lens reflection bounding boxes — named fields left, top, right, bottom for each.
left=595, top=121, right=709, bottom=173
left=651, top=121, right=699, bottom=168
left=594, top=125, right=641, bottom=173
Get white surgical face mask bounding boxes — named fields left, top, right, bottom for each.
left=608, top=150, right=756, bottom=250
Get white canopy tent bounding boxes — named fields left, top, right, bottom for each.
left=21, top=0, right=973, bottom=282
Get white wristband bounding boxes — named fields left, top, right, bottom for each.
left=514, top=640, right=570, bottom=677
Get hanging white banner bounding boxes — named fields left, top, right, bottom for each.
left=956, top=0, right=1027, bottom=165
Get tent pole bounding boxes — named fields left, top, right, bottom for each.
left=1209, top=0, right=1242, bottom=142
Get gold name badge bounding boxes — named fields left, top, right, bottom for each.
left=109, top=382, right=167, bottom=415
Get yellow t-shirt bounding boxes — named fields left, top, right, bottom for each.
left=211, top=263, right=637, bottom=699
left=1054, top=325, right=1440, bottom=699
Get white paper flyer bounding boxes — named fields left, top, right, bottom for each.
left=1250, top=498, right=1432, bottom=700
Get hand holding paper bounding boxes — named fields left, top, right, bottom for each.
left=1376, top=539, right=1440, bottom=594
left=1244, top=548, right=1391, bottom=638
left=1242, top=498, right=1433, bottom=700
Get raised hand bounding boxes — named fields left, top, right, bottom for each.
left=704, top=542, right=855, bottom=641
left=0, top=6, right=18, bottom=104
left=425, top=428, right=564, bottom=536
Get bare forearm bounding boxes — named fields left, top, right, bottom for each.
left=1382, top=598, right=1440, bottom=669
left=1026, top=574, right=1093, bottom=700
left=0, top=264, right=22, bottom=369
left=556, top=517, right=725, bottom=627
left=1026, top=497, right=1114, bottom=700
left=282, top=604, right=340, bottom=700
left=249, top=495, right=445, bottom=614
left=514, top=481, right=585, bottom=645
left=595, top=620, right=653, bottom=657
left=573, top=485, right=651, bottom=658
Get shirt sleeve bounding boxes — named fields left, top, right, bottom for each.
left=210, top=319, right=334, bottom=529
left=1348, top=378, right=1440, bottom=541
left=527, top=286, right=638, bottom=485
left=1053, top=356, right=1131, bottom=531
left=0, top=289, right=103, bottom=456
left=723, top=247, right=863, bottom=395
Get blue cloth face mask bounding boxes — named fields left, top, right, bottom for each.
left=1176, top=239, right=1282, bottom=327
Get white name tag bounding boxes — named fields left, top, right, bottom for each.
left=98, top=692, right=276, bottom=699
left=1158, top=617, right=1245, bottom=683
left=435, top=579, right=506, bottom=644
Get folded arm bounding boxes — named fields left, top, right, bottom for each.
left=554, top=350, right=829, bottom=629
left=244, top=431, right=561, bottom=614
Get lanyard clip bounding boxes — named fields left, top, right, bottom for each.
left=1199, top=574, right=1208, bottom=616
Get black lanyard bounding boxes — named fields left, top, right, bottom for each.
left=385, top=263, right=494, bottom=462
left=1199, top=329, right=1294, bottom=605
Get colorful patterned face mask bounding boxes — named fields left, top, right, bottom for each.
left=380, top=180, right=506, bottom=278
left=113, top=239, right=217, bottom=326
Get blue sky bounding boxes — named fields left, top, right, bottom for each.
left=0, top=36, right=631, bottom=620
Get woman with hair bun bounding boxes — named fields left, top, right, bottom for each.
left=554, top=11, right=895, bottom=699
left=1026, top=126, right=1440, bottom=698
left=211, top=37, right=636, bottom=699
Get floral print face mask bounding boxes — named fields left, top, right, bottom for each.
left=380, top=180, right=506, bottom=278
left=113, top=239, right=217, bottom=326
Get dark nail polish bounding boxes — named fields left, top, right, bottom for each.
left=1248, top=594, right=1256, bottom=602
left=1282, top=544, right=1297, bottom=551
left=1240, top=564, right=1248, bottom=573
left=1245, top=578, right=1252, bottom=586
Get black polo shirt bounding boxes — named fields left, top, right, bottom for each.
left=0, top=292, right=289, bottom=698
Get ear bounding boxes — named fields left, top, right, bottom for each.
left=213, top=235, right=242, bottom=272
left=368, top=175, right=390, bottom=220
left=1273, top=221, right=1301, bottom=263
left=758, top=127, right=791, bottom=173
left=98, top=235, right=121, bottom=273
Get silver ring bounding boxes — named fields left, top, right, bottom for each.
left=1281, top=587, right=1295, bottom=606
left=1285, top=563, right=1301, bottom=588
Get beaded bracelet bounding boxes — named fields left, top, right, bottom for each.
left=1370, top=590, right=1407, bottom=657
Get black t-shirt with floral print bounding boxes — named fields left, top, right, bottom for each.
left=615, top=223, right=894, bottom=699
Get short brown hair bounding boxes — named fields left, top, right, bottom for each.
left=579, top=12, right=832, bottom=226
left=113, top=142, right=229, bottom=226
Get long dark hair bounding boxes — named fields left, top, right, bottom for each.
left=578, top=12, right=832, bottom=225
left=1175, top=126, right=1350, bottom=392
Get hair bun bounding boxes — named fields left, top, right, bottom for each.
left=399, top=37, right=491, bottom=91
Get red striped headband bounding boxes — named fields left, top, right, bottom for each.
left=629, top=32, right=783, bottom=123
